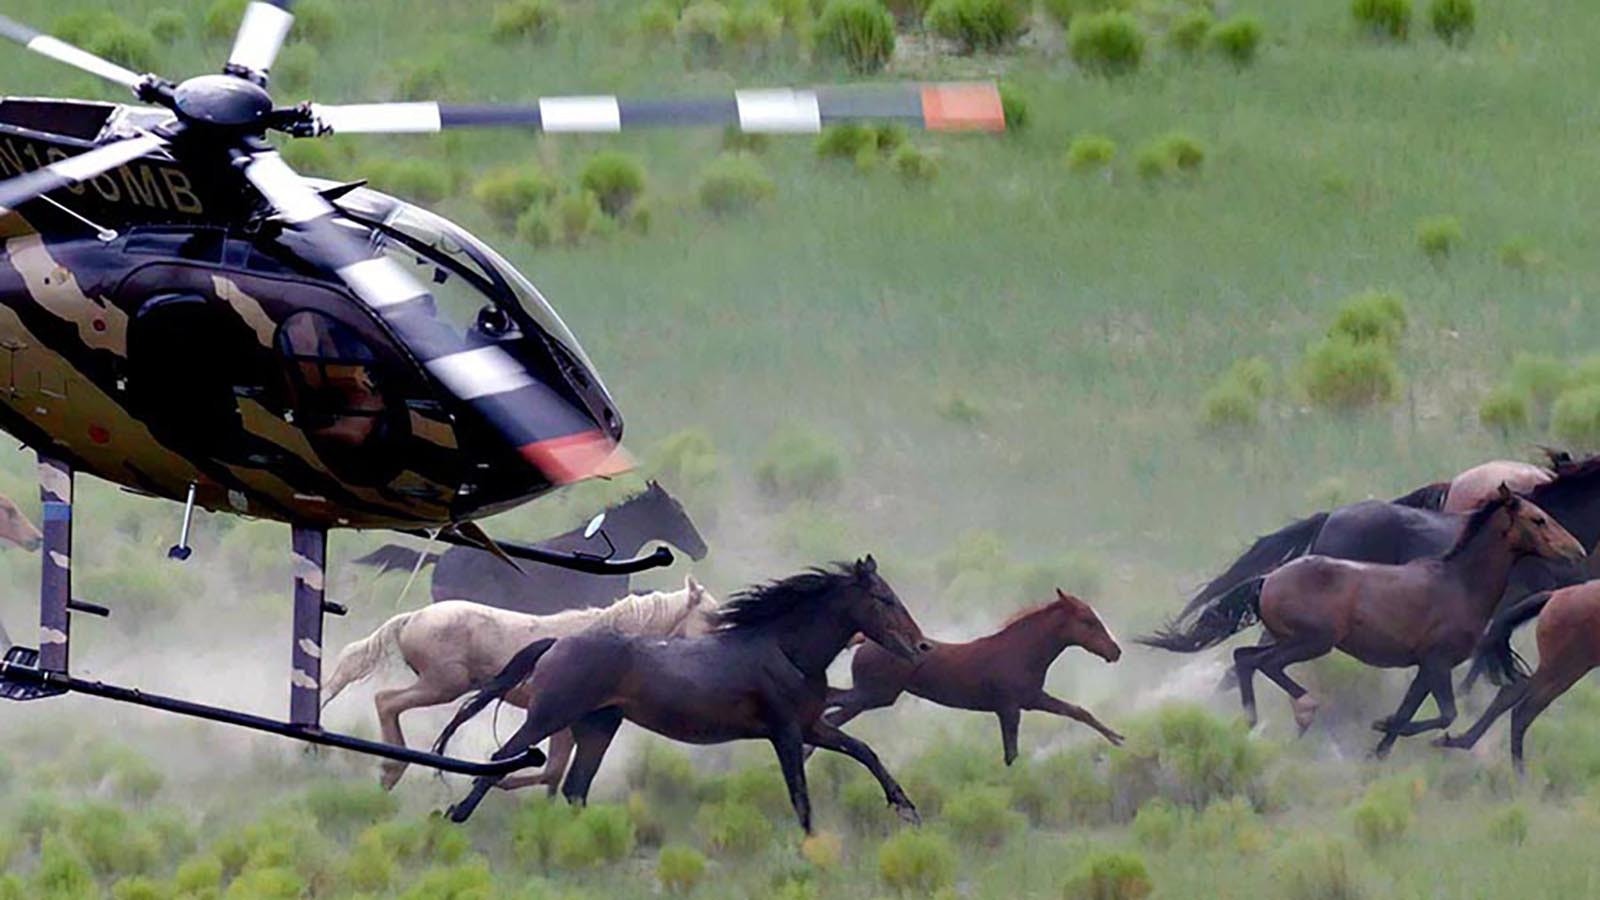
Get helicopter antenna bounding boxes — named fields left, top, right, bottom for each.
left=32, top=195, right=117, bottom=242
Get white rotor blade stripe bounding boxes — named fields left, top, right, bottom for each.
left=243, top=153, right=333, bottom=223
left=29, top=36, right=142, bottom=87
left=228, top=1, right=295, bottom=77
left=538, top=97, right=621, bottom=133
left=735, top=89, right=821, bottom=133
left=336, top=258, right=430, bottom=309
left=313, top=102, right=443, bottom=134
left=0, top=134, right=167, bottom=210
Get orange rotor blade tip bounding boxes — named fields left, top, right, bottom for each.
left=921, top=82, right=1007, bottom=133
left=521, top=432, right=634, bottom=485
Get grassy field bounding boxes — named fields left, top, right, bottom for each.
left=2, top=0, right=1600, bottom=896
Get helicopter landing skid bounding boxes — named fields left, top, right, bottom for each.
left=0, top=646, right=65, bottom=701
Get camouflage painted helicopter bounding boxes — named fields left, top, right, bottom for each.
left=0, top=3, right=1004, bottom=777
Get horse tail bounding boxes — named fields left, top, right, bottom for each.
left=321, top=612, right=412, bottom=707
left=1177, top=512, right=1327, bottom=621
left=352, top=544, right=441, bottom=575
left=1392, top=481, right=1450, bottom=511
left=1464, top=591, right=1551, bottom=691
left=433, top=637, right=557, bottom=756
left=1140, top=576, right=1265, bottom=653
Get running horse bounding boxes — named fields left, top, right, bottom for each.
left=824, top=589, right=1125, bottom=764
left=435, top=558, right=930, bottom=832
left=0, top=490, right=42, bottom=649
left=1143, top=486, right=1585, bottom=755
left=353, top=481, right=709, bottom=614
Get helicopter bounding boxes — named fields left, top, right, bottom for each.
left=0, top=2, right=1005, bottom=780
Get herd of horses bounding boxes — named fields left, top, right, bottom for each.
left=6, top=454, right=1600, bottom=833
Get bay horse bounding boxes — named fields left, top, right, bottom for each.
left=1437, top=579, right=1600, bottom=772
left=353, top=481, right=709, bottom=614
left=435, top=558, right=930, bottom=832
left=824, top=589, right=1124, bottom=765
left=1144, top=487, right=1585, bottom=755
left=321, top=577, right=717, bottom=791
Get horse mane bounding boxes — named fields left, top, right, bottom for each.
left=1441, top=495, right=1512, bottom=561
left=1527, top=452, right=1600, bottom=507
left=1391, top=481, right=1449, bottom=510
left=1000, top=599, right=1060, bottom=629
left=714, top=563, right=857, bottom=632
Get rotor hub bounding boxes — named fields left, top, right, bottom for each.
left=172, top=74, right=272, bottom=128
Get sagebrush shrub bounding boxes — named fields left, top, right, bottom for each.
left=368, top=159, right=454, bottom=203
left=1416, top=215, right=1462, bottom=260
left=202, top=0, right=248, bottom=39
left=926, top=0, right=1028, bottom=53
left=289, top=0, right=337, bottom=44
left=273, top=43, right=320, bottom=94
left=1117, top=705, right=1264, bottom=808
left=697, top=800, right=774, bottom=856
left=657, top=844, right=707, bottom=893
left=637, top=2, right=679, bottom=43
left=1043, top=0, right=1132, bottom=29
left=515, top=204, right=555, bottom=247
left=884, top=0, right=934, bottom=25
left=302, top=781, right=398, bottom=835
left=1487, top=805, right=1529, bottom=845
left=147, top=8, right=186, bottom=44
left=1067, top=134, right=1117, bottom=172
left=1428, top=0, right=1474, bottom=44
left=1553, top=385, right=1600, bottom=448
left=1000, top=83, right=1031, bottom=131
left=1169, top=10, right=1213, bottom=54
left=893, top=145, right=940, bottom=182
left=1131, top=798, right=1182, bottom=848
left=698, top=155, right=776, bottom=215
left=1201, top=380, right=1260, bottom=430
left=1069, top=11, right=1146, bottom=76
left=1479, top=387, right=1530, bottom=434
left=490, top=0, right=558, bottom=40
left=816, top=0, right=896, bottom=73
left=1507, top=352, right=1571, bottom=411
left=111, top=876, right=165, bottom=900
left=580, top=152, right=647, bottom=217
left=1352, top=0, right=1411, bottom=40
left=1273, top=836, right=1363, bottom=900
left=679, top=1, right=732, bottom=62
left=942, top=785, right=1024, bottom=846
left=473, top=166, right=558, bottom=225
left=1499, top=237, right=1545, bottom=271
left=1161, top=132, right=1206, bottom=171
left=755, top=427, right=845, bottom=501
left=817, top=124, right=878, bottom=160
left=1350, top=780, right=1413, bottom=850
left=1210, top=16, right=1263, bottom=66
left=552, top=805, right=635, bottom=869
left=1329, top=290, right=1407, bottom=348
left=878, top=830, right=956, bottom=893
left=1300, top=335, right=1400, bottom=409
left=646, top=429, right=723, bottom=509
left=726, top=3, right=783, bottom=58
left=1062, top=849, right=1154, bottom=900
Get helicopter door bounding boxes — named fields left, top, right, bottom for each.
left=126, top=293, right=253, bottom=461
left=274, top=309, right=403, bottom=484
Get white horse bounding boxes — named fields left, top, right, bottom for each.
left=323, top=576, right=717, bottom=790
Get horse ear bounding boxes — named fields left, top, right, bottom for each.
left=1056, top=587, right=1069, bottom=601
left=864, top=554, right=877, bottom=573
left=685, top=575, right=704, bottom=602
left=1497, top=482, right=1519, bottom=506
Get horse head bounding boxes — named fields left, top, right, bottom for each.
left=0, top=494, right=41, bottom=551
left=1051, top=589, right=1122, bottom=663
left=1500, top=482, right=1586, bottom=564
left=643, top=482, right=709, bottom=561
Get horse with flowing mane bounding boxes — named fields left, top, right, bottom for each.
left=321, top=576, right=718, bottom=791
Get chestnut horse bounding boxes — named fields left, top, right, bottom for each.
left=824, top=589, right=1124, bottom=764
left=1438, top=578, right=1600, bottom=772
left=1144, top=486, right=1585, bottom=755
left=435, top=558, right=930, bottom=832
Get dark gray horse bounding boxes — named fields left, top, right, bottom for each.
left=435, top=558, right=930, bottom=832
left=353, top=481, right=708, bottom=614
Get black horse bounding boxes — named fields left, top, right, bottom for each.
left=435, top=558, right=930, bottom=832
left=1147, top=459, right=1600, bottom=659
left=353, top=481, right=709, bottom=614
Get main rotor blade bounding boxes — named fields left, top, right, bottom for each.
left=226, top=0, right=296, bottom=84
left=0, top=134, right=168, bottom=211
left=240, top=151, right=625, bottom=486
left=0, top=13, right=145, bottom=89
left=308, top=83, right=1005, bottom=136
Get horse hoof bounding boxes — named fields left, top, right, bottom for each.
left=893, top=803, right=921, bottom=827
left=1370, top=717, right=1393, bottom=733
left=1105, top=731, right=1125, bottom=748
left=1432, top=734, right=1463, bottom=750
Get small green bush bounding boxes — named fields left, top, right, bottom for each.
left=580, top=152, right=647, bottom=218
left=515, top=204, right=555, bottom=247
left=1201, top=380, right=1258, bottom=430
left=1209, top=16, right=1263, bottom=66
left=1131, top=798, right=1183, bottom=849
left=224, top=867, right=304, bottom=900
left=925, top=0, right=1028, bottom=53
left=396, top=861, right=492, bottom=900
left=657, top=844, right=708, bottom=893
left=110, top=876, right=166, bottom=900
left=1069, top=12, right=1146, bottom=77
left=1487, top=804, right=1529, bottom=845
left=473, top=166, right=558, bottom=225
left=817, top=124, right=879, bottom=161
left=147, top=8, right=186, bottom=44
left=679, top=1, right=732, bottom=63
left=1479, top=387, right=1530, bottom=434
left=1000, top=82, right=1031, bottom=131
left=1273, top=836, right=1363, bottom=900
left=397, top=58, right=452, bottom=100
left=646, top=430, right=723, bottom=507
left=1330, top=290, right=1407, bottom=348
left=1117, top=705, right=1264, bottom=809
left=726, top=3, right=783, bottom=58
left=369, top=159, right=454, bottom=203
left=878, top=829, right=957, bottom=894
left=1067, top=134, right=1117, bottom=172
left=698, top=155, right=777, bottom=215
left=817, top=0, right=897, bottom=73
left=1043, top=0, right=1132, bottom=29
left=1416, top=215, right=1462, bottom=261
left=1300, top=335, right=1401, bottom=409
left=637, top=3, right=679, bottom=43
left=273, top=42, right=319, bottom=94
left=697, top=800, right=774, bottom=856
left=86, top=22, right=159, bottom=71
left=552, top=805, right=636, bottom=869
left=884, top=0, right=934, bottom=24
left=31, top=834, right=95, bottom=900
left=1507, top=352, right=1571, bottom=411
left=303, top=781, right=399, bottom=835
left=1192, top=796, right=1265, bottom=852
left=554, top=191, right=606, bottom=245
left=1135, top=143, right=1171, bottom=180
left=1062, top=849, right=1154, bottom=900
left=942, top=785, right=1024, bottom=847
left=203, top=0, right=249, bottom=40
left=1428, top=0, right=1474, bottom=44
left=1352, top=0, right=1411, bottom=40
left=1169, top=10, right=1213, bottom=54
left=1350, top=781, right=1413, bottom=851
left=892, top=145, right=940, bottom=182
left=1499, top=237, right=1545, bottom=271
left=491, top=0, right=559, bottom=41
left=174, top=855, right=223, bottom=895
left=842, top=778, right=898, bottom=833
left=66, top=804, right=161, bottom=879
left=1161, top=132, right=1206, bottom=171
left=755, top=427, right=845, bottom=501
left=289, top=0, right=337, bottom=44
left=1553, top=385, right=1600, bottom=448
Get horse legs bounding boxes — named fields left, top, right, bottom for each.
left=1028, top=691, right=1124, bottom=747
left=1383, top=661, right=1459, bottom=738
left=995, top=708, right=1021, bottom=766
left=494, top=728, right=576, bottom=795
left=1509, top=666, right=1586, bottom=775
left=769, top=723, right=812, bottom=833
left=822, top=685, right=900, bottom=729
left=372, top=677, right=467, bottom=790
left=1370, top=667, right=1436, bottom=758
left=559, top=709, right=625, bottom=806
left=805, top=720, right=918, bottom=825
left=1436, top=681, right=1531, bottom=751
left=1235, top=635, right=1333, bottom=733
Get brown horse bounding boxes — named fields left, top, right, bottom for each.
left=824, top=589, right=1124, bottom=764
left=1437, top=579, right=1600, bottom=771
left=1144, top=486, right=1585, bottom=755
left=435, top=558, right=931, bottom=832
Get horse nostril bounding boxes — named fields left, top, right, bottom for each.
left=916, top=641, right=932, bottom=653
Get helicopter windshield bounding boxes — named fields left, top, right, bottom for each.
left=313, top=182, right=603, bottom=385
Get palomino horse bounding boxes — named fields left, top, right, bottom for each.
left=1438, top=579, right=1600, bottom=772
left=436, top=558, right=931, bottom=832
left=1443, top=459, right=1554, bottom=513
left=824, top=589, right=1124, bottom=764
left=321, top=577, right=717, bottom=791
left=353, top=481, right=709, bottom=614
left=0, top=491, right=41, bottom=649
left=1144, top=486, right=1585, bottom=756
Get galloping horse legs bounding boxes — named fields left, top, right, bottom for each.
left=1235, top=635, right=1331, bottom=732
left=1382, top=661, right=1458, bottom=738
left=769, top=723, right=812, bottom=833
left=1436, top=680, right=1531, bottom=751
left=821, top=686, right=898, bottom=729
left=559, top=709, right=625, bottom=805
left=372, top=678, right=469, bottom=790
left=1509, top=666, right=1586, bottom=774
left=496, top=729, right=577, bottom=795
left=995, top=707, right=1021, bottom=766
left=1371, top=668, right=1435, bottom=758
left=1028, top=691, right=1124, bottom=746
left=805, top=720, right=919, bottom=825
